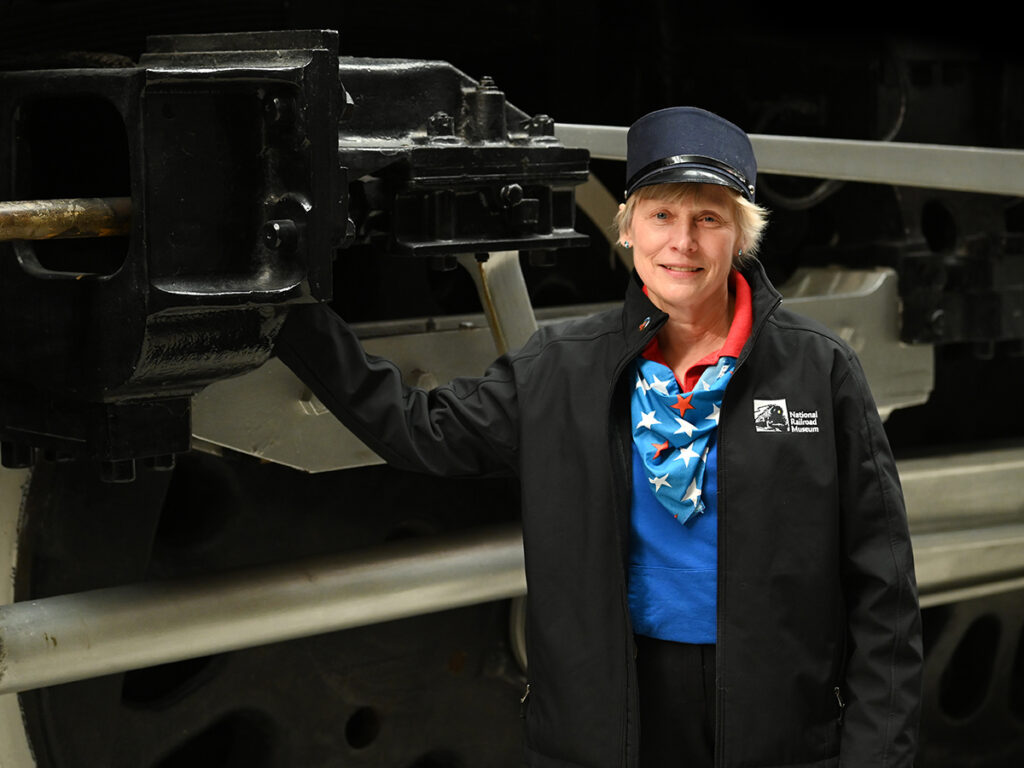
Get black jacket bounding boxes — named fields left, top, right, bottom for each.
left=275, top=261, right=922, bottom=768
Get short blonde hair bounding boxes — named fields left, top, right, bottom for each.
left=614, top=183, right=769, bottom=266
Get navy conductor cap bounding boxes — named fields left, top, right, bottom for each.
left=625, top=107, right=757, bottom=202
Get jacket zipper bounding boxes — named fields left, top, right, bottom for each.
left=614, top=269, right=782, bottom=768
left=833, top=686, right=846, bottom=725
left=608, top=314, right=666, bottom=768
left=713, top=279, right=781, bottom=768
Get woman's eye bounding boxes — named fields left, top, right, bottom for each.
left=654, top=211, right=669, bottom=220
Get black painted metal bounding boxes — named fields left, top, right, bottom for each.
left=0, top=30, right=344, bottom=471
left=335, top=59, right=588, bottom=259
left=0, top=30, right=590, bottom=474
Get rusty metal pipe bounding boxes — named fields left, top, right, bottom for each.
left=0, top=197, right=132, bottom=241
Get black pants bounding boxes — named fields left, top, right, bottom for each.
left=636, top=635, right=716, bottom=768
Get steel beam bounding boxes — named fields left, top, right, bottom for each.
left=555, top=124, right=1024, bottom=197
left=915, top=526, right=1024, bottom=608
left=457, top=251, right=538, bottom=355
left=901, top=445, right=1024, bottom=525
left=0, top=523, right=526, bottom=695
left=902, top=445, right=1024, bottom=606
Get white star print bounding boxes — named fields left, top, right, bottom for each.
left=636, top=411, right=660, bottom=430
left=674, top=417, right=695, bottom=436
left=682, top=477, right=702, bottom=508
left=705, top=404, right=721, bottom=425
left=647, top=374, right=670, bottom=396
left=672, top=444, right=700, bottom=467
left=635, top=375, right=650, bottom=392
left=701, top=379, right=712, bottom=391
left=649, top=474, right=671, bottom=492
left=718, top=365, right=732, bottom=379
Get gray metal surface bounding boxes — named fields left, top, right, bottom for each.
left=914, top=527, right=1024, bottom=608
left=192, top=323, right=500, bottom=472
left=0, top=446, right=1021, bottom=694
left=556, top=124, right=1024, bottom=197
left=779, top=268, right=933, bottom=419
left=457, top=251, right=538, bottom=355
left=902, top=445, right=1024, bottom=526
left=901, top=444, right=1024, bottom=607
left=0, top=522, right=526, bottom=695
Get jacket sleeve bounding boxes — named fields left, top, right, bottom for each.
left=273, top=302, right=520, bottom=478
left=834, top=350, right=923, bottom=767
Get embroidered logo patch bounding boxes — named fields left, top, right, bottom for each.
left=754, top=398, right=789, bottom=432
left=754, top=398, right=819, bottom=433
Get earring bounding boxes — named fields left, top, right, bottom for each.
left=622, top=240, right=631, bottom=248
left=737, top=248, right=743, bottom=257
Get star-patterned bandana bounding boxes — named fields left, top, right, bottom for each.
left=631, top=354, right=737, bottom=525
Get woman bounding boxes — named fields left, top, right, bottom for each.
left=275, top=107, right=922, bottom=768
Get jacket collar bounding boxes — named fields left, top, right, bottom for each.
left=738, top=258, right=783, bottom=325
left=622, top=259, right=782, bottom=352
left=736, top=259, right=783, bottom=364
left=622, top=270, right=668, bottom=349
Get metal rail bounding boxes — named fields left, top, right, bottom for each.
left=0, top=523, right=526, bottom=695
left=1, top=447, right=1022, bottom=695
left=901, top=445, right=1024, bottom=608
left=555, top=124, right=1024, bottom=197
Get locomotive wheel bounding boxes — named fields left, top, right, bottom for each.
left=2, top=453, right=525, bottom=767
left=0, top=467, right=36, bottom=767
left=918, top=590, right=1024, bottom=767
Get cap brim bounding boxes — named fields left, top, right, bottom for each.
left=626, top=165, right=752, bottom=201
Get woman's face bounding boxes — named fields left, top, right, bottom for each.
left=622, top=184, right=742, bottom=318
